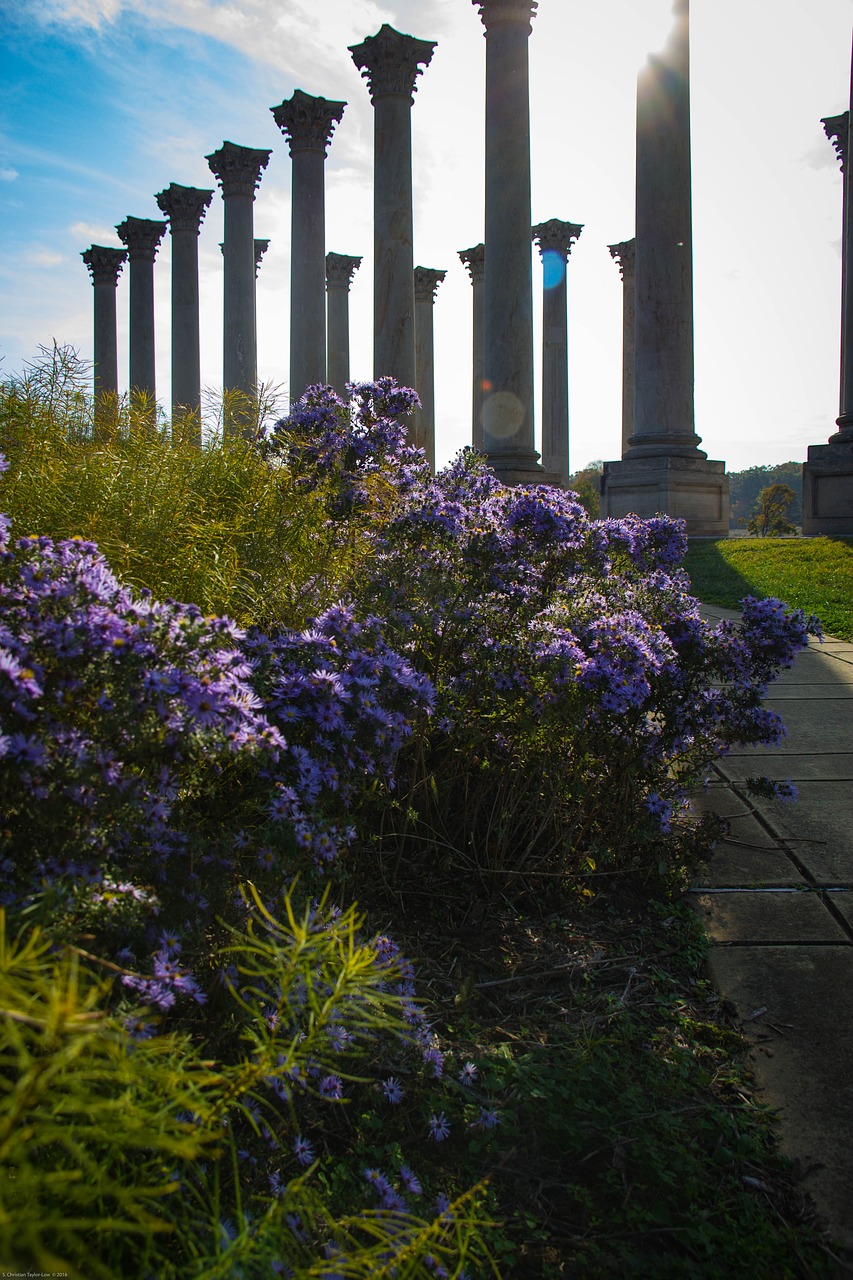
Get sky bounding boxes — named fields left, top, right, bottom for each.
left=1, top=0, right=852, bottom=474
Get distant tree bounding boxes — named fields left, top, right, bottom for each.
left=746, top=483, right=798, bottom=537
left=728, top=463, right=802, bottom=529
left=567, top=460, right=603, bottom=517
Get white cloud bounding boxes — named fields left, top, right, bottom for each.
left=0, top=166, right=18, bottom=181
left=31, top=0, right=122, bottom=29
left=26, top=248, right=65, bottom=267
left=68, top=219, right=123, bottom=245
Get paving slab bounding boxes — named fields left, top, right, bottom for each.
left=717, top=753, right=853, bottom=782
left=691, top=888, right=850, bottom=943
left=708, top=946, right=853, bottom=1253
left=697, top=841, right=808, bottom=888
left=736, top=781, right=853, bottom=884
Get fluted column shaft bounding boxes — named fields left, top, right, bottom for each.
left=272, top=91, right=345, bottom=402
left=156, top=183, right=213, bottom=437
left=608, top=238, right=636, bottom=457
left=326, top=253, right=362, bottom=396
left=81, top=246, right=127, bottom=412
left=533, top=219, right=582, bottom=487
left=458, top=244, right=485, bottom=450
left=206, top=142, right=271, bottom=412
left=115, top=216, right=167, bottom=407
left=413, top=267, right=446, bottom=471
left=350, top=25, right=436, bottom=390
left=825, top=96, right=853, bottom=439
left=475, top=0, right=543, bottom=481
left=629, top=0, right=702, bottom=457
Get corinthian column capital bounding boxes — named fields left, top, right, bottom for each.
left=414, top=266, right=447, bottom=303
left=473, top=0, right=538, bottom=34
left=532, top=218, right=583, bottom=261
left=271, top=89, right=346, bottom=156
left=115, top=216, right=167, bottom=261
left=458, top=243, right=485, bottom=283
left=206, top=141, right=271, bottom=198
left=81, top=244, right=127, bottom=286
left=349, top=24, right=436, bottom=103
left=155, top=183, right=213, bottom=234
left=326, top=252, right=362, bottom=289
left=254, top=239, right=270, bottom=277
left=608, top=237, right=636, bottom=281
left=822, top=111, right=849, bottom=173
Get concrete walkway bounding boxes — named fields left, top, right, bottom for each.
left=689, top=606, right=853, bottom=1263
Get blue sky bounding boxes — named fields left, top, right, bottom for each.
left=2, top=0, right=852, bottom=472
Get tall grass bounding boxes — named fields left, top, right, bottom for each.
left=0, top=344, right=369, bottom=630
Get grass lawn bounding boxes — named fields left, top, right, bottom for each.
left=682, top=536, right=853, bottom=641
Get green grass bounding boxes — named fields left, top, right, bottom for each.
left=682, top=537, right=853, bottom=640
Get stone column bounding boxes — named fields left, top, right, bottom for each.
left=600, top=0, right=728, bottom=534
left=413, top=266, right=446, bottom=471
left=349, top=25, right=436, bottom=390
left=155, top=183, right=213, bottom=440
left=474, top=0, right=549, bottom=484
left=206, top=141, right=271, bottom=415
left=533, top=218, right=582, bottom=487
left=80, top=245, right=127, bottom=419
left=115, top=216, right=167, bottom=410
left=803, top=81, right=853, bottom=533
left=271, top=90, right=346, bottom=402
left=326, top=253, right=362, bottom=397
left=608, top=238, right=636, bottom=458
left=458, top=243, right=485, bottom=451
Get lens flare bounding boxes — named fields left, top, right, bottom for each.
left=482, top=391, right=524, bottom=440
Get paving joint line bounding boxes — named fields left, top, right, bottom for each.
left=709, top=764, right=853, bottom=944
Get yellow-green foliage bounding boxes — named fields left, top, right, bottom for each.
left=0, top=912, right=220, bottom=1278
left=0, top=345, right=369, bottom=630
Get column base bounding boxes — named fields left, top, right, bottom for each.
left=802, top=440, right=853, bottom=536
left=601, top=452, right=730, bottom=537
left=486, top=447, right=561, bottom=488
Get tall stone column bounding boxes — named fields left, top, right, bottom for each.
left=474, top=0, right=548, bottom=484
left=81, top=245, right=127, bottom=424
left=206, top=141, right=271, bottom=416
left=349, top=25, right=436, bottom=390
left=326, top=253, right=362, bottom=396
left=115, top=216, right=167, bottom=410
left=155, top=183, right=213, bottom=440
left=271, top=90, right=346, bottom=402
left=803, top=82, right=853, bottom=533
left=413, top=266, right=446, bottom=471
left=533, top=218, right=582, bottom=487
left=458, top=243, right=485, bottom=451
left=608, top=238, right=636, bottom=458
left=600, top=0, right=728, bottom=534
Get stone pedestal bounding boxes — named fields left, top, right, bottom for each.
left=413, top=266, right=446, bottom=470
left=350, top=25, right=436, bottom=391
left=600, top=0, right=729, bottom=535
left=206, top=141, right=271, bottom=421
left=271, top=90, right=346, bottom=402
left=533, top=218, right=582, bottom=487
left=155, top=183, right=213, bottom=440
left=475, top=0, right=548, bottom=485
left=81, top=245, right=127, bottom=429
left=115, top=216, right=167, bottom=411
left=803, top=104, right=853, bottom=535
left=326, top=253, right=361, bottom=397
left=458, top=243, right=485, bottom=451
left=608, top=238, right=635, bottom=458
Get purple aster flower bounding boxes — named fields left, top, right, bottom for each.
left=381, top=1076, right=405, bottom=1104
left=428, top=1111, right=450, bottom=1142
left=293, top=1134, right=315, bottom=1167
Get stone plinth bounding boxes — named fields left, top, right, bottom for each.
left=533, top=218, right=582, bottom=487
left=458, top=244, right=485, bottom=451
left=350, top=25, right=436, bottom=390
left=155, top=182, right=213, bottom=437
left=475, top=0, right=549, bottom=485
left=600, top=0, right=728, bottom=534
left=326, top=253, right=362, bottom=396
left=206, top=141, right=271, bottom=416
left=413, top=266, right=446, bottom=470
left=608, top=238, right=635, bottom=458
left=803, top=104, right=853, bottom=534
left=81, top=245, right=127, bottom=416
left=272, top=90, right=346, bottom=401
left=115, top=216, right=167, bottom=409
